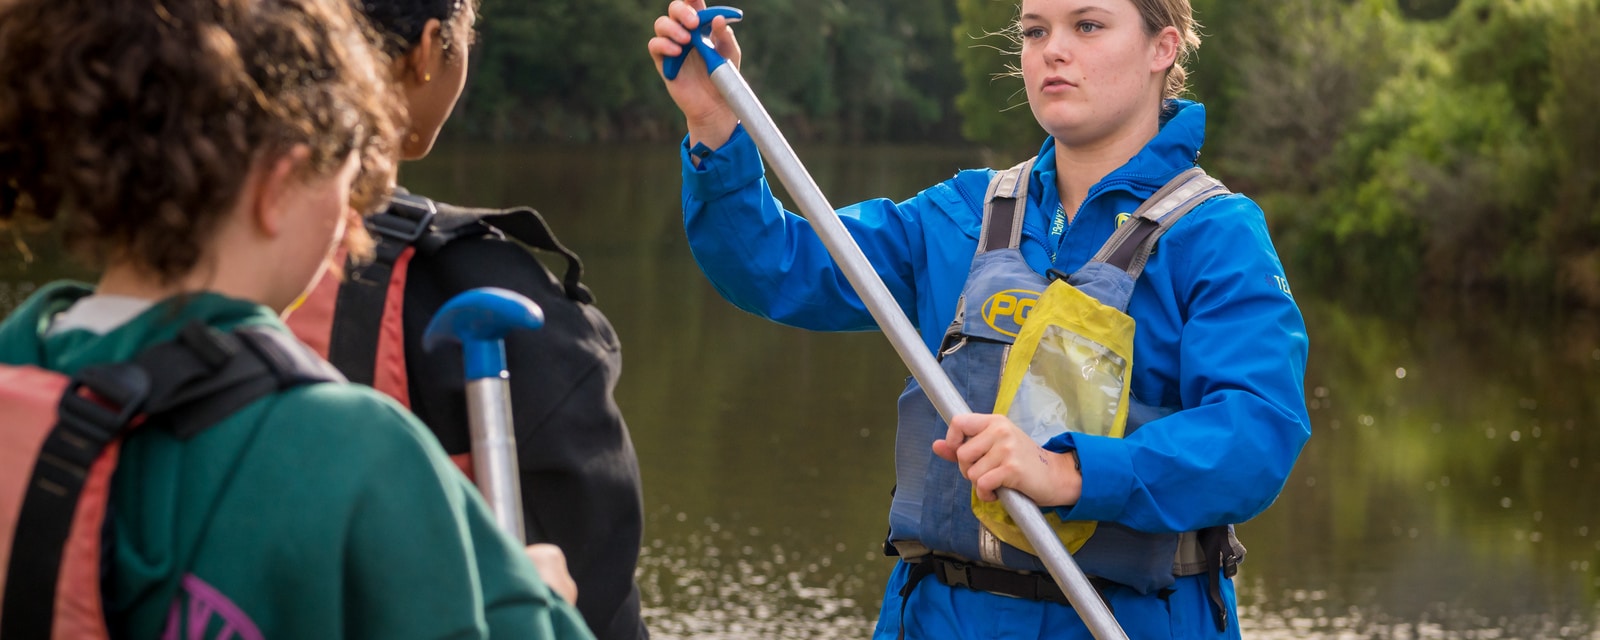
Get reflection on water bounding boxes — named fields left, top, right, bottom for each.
left=636, top=507, right=878, bottom=639
left=3, top=142, right=1597, bottom=639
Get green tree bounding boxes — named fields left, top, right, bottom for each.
left=448, top=0, right=963, bottom=143
left=449, top=0, right=671, bottom=142
left=1533, top=0, right=1600, bottom=305
left=1302, top=0, right=1600, bottom=304
left=951, top=0, right=1041, bottom=151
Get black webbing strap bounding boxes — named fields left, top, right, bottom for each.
left=479, top=208, right=593, bottom=304
left=977, top=159, right=1033, bottom=255
left=896, top=555, right=1117, bottom=639
left=982, top=199, right=1021, bottom=254
left=1, top=323, right=341, bottom=639
left=146, top=326, right=344, bottom=438
left=328, top=193, right=436, bottom=386
left=896, top=558, right=938, bottom=640
left=1, top=363, right=149, bottom=640
left=1196, top=525, right=1243, bottom=632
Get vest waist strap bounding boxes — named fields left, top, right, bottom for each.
left=907, top=554, right=1119, bottom=607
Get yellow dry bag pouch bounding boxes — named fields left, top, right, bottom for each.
left=973, top=274, right=1136, bottom=555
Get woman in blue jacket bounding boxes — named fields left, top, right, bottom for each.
left=647, top=1, right=1311, bottom=638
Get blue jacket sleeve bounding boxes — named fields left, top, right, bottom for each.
left=1047, top=196, right=1311, bottom=532
left=681, top=125, right=931, bottom=332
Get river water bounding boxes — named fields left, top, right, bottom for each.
left=2, top=142, right=1595, bottom=639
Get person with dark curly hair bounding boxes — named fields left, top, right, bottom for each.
left=0, top=0, right=594, bottom=637
left=283, top=3, right=649, bottom=639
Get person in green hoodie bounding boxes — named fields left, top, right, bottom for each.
left=0, top=0, right=593, bottom=638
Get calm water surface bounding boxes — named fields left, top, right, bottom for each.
left=3, top=143, right=1596, bottom=639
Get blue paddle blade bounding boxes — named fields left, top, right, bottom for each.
left=423, top=287, right=544, bottom=381
left=663, top=6, right=744, bottom=80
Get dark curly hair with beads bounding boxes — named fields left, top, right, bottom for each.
left=0, top=0, right=405, bottom=283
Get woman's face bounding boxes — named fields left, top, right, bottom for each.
left=401, top=2, right=476, bottom=160
left=1019, top=0, right=1171, bottom=146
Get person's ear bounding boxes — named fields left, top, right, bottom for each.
left=400, top=18, right=445, bottom=86
left=1151, top=25, right=1181, bottom=73
left=251, top=145, right=313, bottom=238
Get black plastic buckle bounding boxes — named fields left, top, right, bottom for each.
left=367, top=192, right=438, bottom=244
left=938, top=559, right=972, bottom=590
left=50, top=364, right=151, bottom=471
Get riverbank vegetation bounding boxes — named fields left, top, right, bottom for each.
left=448, top=0, right=1598, bottom=307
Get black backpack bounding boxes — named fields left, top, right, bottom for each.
left=286, top=190, right=647, bottom=640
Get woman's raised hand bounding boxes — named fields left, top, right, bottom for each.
left=646, top=0, right=741, bottom=150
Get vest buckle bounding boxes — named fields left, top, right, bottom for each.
left=936, top=558, right=972, bottom=590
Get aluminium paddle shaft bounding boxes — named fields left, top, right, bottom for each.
left=664, top=8, right=1130, bottom=640
left=424, top=287, right=546, bottom=542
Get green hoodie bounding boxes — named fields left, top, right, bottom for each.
left=0, top=282, right=595, bottom=640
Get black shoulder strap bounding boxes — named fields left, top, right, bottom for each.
left=1, top=323, right=341, bottom=640
left=978, top=159, right=1035, bottom=255
left=143, top=325, right=345, bottom=438
left=327, top=192, right=437, bottom=386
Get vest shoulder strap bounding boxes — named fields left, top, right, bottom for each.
left=977, top=158, right=1035, bottom=255
left=328, top=191, right=439, bottom=387
left=1090, top=167, right=1231, bottom=279
left=0, top=323, right=340, bottom=640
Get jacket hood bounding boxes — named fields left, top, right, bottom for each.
left=0, top=281, right=283, bottom=374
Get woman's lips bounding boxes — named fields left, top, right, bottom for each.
left=1040, top=77, right=1076, bottom=94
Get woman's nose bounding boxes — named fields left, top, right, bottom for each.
left=1041, top=31, right=1071, bottom=64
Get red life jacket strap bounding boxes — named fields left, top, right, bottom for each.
left=326, top=193, right=434, bottom=407
left=2, top=363, right=149, bottom=640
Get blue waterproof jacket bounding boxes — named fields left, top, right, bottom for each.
left=680, top=101, right=1310, bottom=639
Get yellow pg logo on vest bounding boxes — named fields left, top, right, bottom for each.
left=982, top=289, right=1041, bottom=338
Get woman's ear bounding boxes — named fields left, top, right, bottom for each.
left=399, top=18, right=445, bottom=86
left=251, top=145, right=313, bottom=237
left=1151, top=25, right=1181, bottom=73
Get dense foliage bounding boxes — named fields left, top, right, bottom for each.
left=448, top=0, right=1597, bottom=305
left=451, top=0, right=964, bottom=142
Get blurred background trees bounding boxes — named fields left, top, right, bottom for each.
left=446, top=0, right=1600, bottom=307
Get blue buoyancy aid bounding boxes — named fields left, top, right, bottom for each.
left=887, top=160, right=1237, bottom=595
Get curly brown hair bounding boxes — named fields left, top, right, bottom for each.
left=0, top=0, right=405, bottom=283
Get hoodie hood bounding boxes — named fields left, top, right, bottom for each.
left=0, top=281, right=284, bottom=374
left=0, top=281, right=290, bottom=635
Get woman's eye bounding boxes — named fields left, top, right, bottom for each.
left=1077, top=22, right=1102, bottom=34
left=1022, top=26, right=1047, bottom=40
